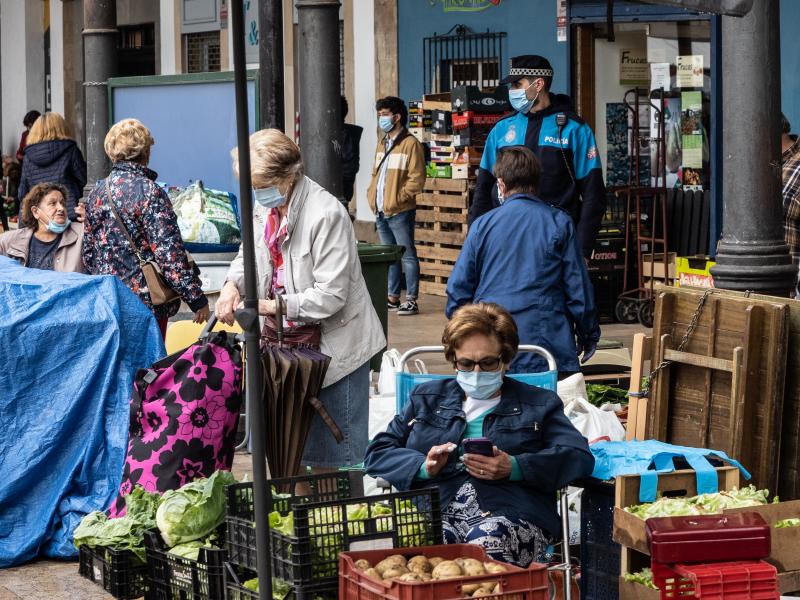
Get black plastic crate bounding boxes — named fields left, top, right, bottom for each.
left=78, top=544, right=149, bottom=599
left=579, top=478, right=619, bottom=600
left=143, top=529, right=226, bottom=600
left=223, top=563, right=335, bottom=600
left=225, top=471, right=359, bottom=570
left=226, top=481, right=441, bottom=595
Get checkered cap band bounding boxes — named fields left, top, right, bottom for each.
left=509, top=67, right=554, bottom=77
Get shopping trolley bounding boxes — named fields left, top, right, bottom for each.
left=392, top=345, right=575, bottom=600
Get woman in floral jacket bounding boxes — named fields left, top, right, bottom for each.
left=82, top=118, right=208, bottom=336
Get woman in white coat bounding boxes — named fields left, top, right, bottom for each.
left=217, top=128, right=385, bottom=469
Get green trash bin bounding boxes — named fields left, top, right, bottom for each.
left=358, top=242, right=405, bottom=371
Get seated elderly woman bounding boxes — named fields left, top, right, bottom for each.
left=365, top=302, right=594, bottom=567
left=0, top=182, right=83, bottom=272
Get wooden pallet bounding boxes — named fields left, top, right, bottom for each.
left=415, top=178, right=470, bottom=296
left=647, top=287, right=789, bottom=493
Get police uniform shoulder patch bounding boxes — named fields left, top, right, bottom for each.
left=504, top=125, right=517, bottom=144
left=587, top=146, right=598, bottom=160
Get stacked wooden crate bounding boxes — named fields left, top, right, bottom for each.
left=416, top=178, right=470, bottom=296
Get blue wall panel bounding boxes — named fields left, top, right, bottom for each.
left=111, top=78, right=257, bottom=197
left=781, top=0, right=800, bottom=134
left=398, top=0, right=567, bottom=102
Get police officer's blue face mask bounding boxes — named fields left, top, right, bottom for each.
left=509, top=80, right=539, bottom=114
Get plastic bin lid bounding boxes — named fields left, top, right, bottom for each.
left=646, top=512, right=769, bottom=543
left=357, top=243, right=405, bottom=262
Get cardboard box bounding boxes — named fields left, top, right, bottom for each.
left=408, top=127, right=430, bottom=144
left=450, top=85, right=510, bottom=114
left=422, top=93, right=451, bottom=112
left=642, top=252, right=677, bottom=280
left=426, top=163, right=452, bottom=178
left=431, top=110, right=453, bottom=135
left=453, top=128, right=490, bottom=148
left=615, top=499, right=800, bottom=573
left=451, top=111, right=508, bottom=130
left=676, top=255, right=715, bottom=288
left=588, top=236, right=626, bottom=271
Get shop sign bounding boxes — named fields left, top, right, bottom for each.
left=650, top=62, right=670, bottom=91
left=430, top=0, right=502, bottom=13
left=619, top=49, right=649, bottom=86
left=677, top=54, right=704, bottom=88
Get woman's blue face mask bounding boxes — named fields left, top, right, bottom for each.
left=253, top=186, right=287, bottom=209
left=456, top=370, right=503, bottom=400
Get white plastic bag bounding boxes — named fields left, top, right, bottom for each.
left=377, top=349, right=401, bottom=396
left=368, top=393, right=397, bottom=442
left=558, top=373, right=626, bottom=443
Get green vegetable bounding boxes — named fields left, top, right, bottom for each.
left=242, top=577, right=292, bottom=599
left=775, top=518, right=800, bottom=528
left=156, top=470, right=236, bottom=547
left=73, top=486, right=161, bottom=563
left=625, top=485, right=770, bottom=519
left=167, top=541, right=206, bottom=561
left=624, top=568, right=658, bottom=590
left=585, top=384, right=628, bottom=407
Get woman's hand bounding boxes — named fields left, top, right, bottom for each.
left=463, top=446, right=512, bottom=480
left=193, top=304, right=210, bottom=324
left=215, top=281, right=241, bottom=325
left=74, top=202, right=85, bottom=223
left=423, top=443, right=457, bottom=477
left=257, top=298, right=277, bottom=316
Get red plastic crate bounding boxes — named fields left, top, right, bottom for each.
left=646, top=512, right=771, bottom=564
left=452, top=112, right=508, bottom=130
left=339, top=544, right=549, bottom=600
left=652, top=560, right=779, bottom=599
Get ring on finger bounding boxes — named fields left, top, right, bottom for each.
left=480, top=468, right=484, bottom=476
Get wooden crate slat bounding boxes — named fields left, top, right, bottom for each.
left=416, top=228, right=465, bottom=246
left=423, top=178, right=470, bottom=193
left=417, top=192, right=470, bottom=210
left=419, top=263, right=455, bottom=278
left=416, top=244, right=462, bottom=263
left=416, top=209, right=468, bottom=225
left=419, top=280, right=449, bottom=296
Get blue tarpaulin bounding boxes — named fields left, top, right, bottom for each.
left=0, top=256, right=164, bottom=567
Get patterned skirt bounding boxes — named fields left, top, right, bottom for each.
left=442, top=482, right=553, bottom=568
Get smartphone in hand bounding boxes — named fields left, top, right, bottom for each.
left=462, top=437, right=494, bottom=457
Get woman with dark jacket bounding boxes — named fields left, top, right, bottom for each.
left=365, top=302, right=594, bottom=567
left=18, top=112, right=86, bottom=221
left=82, top=118, right=209, bottom=337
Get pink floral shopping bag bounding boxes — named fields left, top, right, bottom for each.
left=110, top=331, right=243, bottom=516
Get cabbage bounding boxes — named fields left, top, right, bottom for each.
left=167, top=541, right=206, bottom=561
left=73, top=486, right=161, bottom=562
left=624, top=568, right=658, bottom=589
left=156, top=470, right=236, bottom=547
left=775, top=518, right=800, bottom=528
left=624, top=485, right=770, bottom=519
left=242, top=577, right=293, bottom=599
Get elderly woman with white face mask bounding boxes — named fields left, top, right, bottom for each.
left=216, top=128, right=385, bottom=470
left=0, top=182, right=84, bottom=272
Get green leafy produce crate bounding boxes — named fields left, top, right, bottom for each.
left=78, top=545, right=148, bottom=599
left=223, top=563, right=336, bottom=600
left=144, top=528, right=226, bottom=600
left=225, top=481, right=441, bottom=596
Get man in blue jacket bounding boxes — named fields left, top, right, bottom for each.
left=447, top=146, right=600, bottom=375
left=468, top=55, right=607, bottom=259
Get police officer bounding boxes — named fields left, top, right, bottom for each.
left=469, top=55, right=607, bottom=258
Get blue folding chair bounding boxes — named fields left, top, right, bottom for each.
left=395, top=344, right=558, bottom=414
left=391, top=344, right=574, bottom=600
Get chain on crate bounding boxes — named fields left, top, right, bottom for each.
left=630, top=289, right=713, bottom=399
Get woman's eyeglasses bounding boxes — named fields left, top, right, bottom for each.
left=454, top=356, right=503, bottom=372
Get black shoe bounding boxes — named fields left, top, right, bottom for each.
left=387, top=298, right=400, bottom=311
left=397, top=300, right=419, bottom=316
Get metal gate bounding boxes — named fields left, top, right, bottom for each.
left=423, top=25, right=507, bottom=94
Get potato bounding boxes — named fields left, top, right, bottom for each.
left=382, top=566, right=410, bottom=580
left=419, top=572, right=433, bottom=581
left=454, top=558, right=467, bottom=568
left=354, top=559, right=372, bottom=571
left=484, top=562, right=508, bottom=574
left=479, top=581, right=498, bottom=592
left=428, top=557, right=445, bottom=568
left=472, top=590, right=492, bottom=598
left=461, top=583, right=482, bottom=595
left=407, top=555, right=432, bottom=573
left=375, top=556, right=406, bottom=575
left=461, top=559, right=486, bottom=577
left=363, top=568, right=381, bottom=581
left=432, top=560, right=463, bottom=580
left=397, top=572, right=423, bottom=582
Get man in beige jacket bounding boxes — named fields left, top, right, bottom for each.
left=367, top=96, right=427, bottom=315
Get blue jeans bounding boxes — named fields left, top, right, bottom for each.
left=302, top=362, right=370, bottom=468
left=375, top=210, right=419, bottom=299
